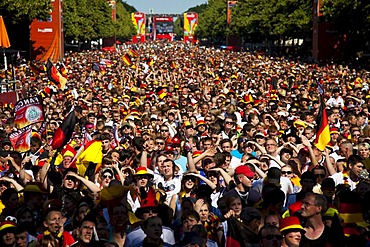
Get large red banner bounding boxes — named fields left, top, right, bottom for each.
left=30, top=0, right=64, bottom=62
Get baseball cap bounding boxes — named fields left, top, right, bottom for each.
left=235, top=165, right=255, bottom=178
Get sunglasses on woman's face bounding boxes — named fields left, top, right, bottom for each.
left=281, top=171, right=292, bottom=175
left=102, top=174, right=113, bottom=179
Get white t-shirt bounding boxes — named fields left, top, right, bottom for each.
left=252, top=177, right=293, bottom=204
left=269, top=154, right=282, bottom=169
left=330, top=172, right=357, bottom=191
left=326, top=96, right=344, bottom=108
left=124, top=226, right=175, bottom=247
left=153, top=173, right=182, bottom=205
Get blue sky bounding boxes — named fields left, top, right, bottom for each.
left=124, top=0, right=207, bottom=14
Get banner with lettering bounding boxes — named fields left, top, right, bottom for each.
left=184, top=12, right=198, bottom=43
left=132, top=12, right=146, bottom=43
left=14, top=96, right=44, bottom=129
left=227, top=1, right=238, bottom=25
left=9, top=125, right=33, bottom=153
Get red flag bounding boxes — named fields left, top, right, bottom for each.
left=46, top=60, right=67, bottom=90
left=51, top=110, right=77, bottom=150
left=314, top=95, right=331, bottom=151
left=9, top=125, right=32, bottom=153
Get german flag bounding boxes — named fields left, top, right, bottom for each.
left=122, top=54, right=132, bottom=66
left=314, top=95, right=330, bottom=151
left=156, top=87, right=167, bottom=100
left=128, top=48, right=139, bottom=57
left=51, top=110, right=77, bottom=150
left=170, top=61, right=177, bottom=69
left=226, top=217, right=248, bottom=247
left=147, top=57, right=154, bottom=67
left=243, top=94, right=254, bottom=104
left=30, top=62, right=44, bottom=76
left=76, top=140, right=103, bottom=176
left=46, top=60, right=67, bottom=90
left=60, top=63, right=67, bottom=78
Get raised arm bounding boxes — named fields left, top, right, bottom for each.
left=0, top=177, right=24, bottom=192
left=323, top=148, right=336, bottom=176
left=191, top=172, right=216, bottom=190
left=186, top=151, right=197, bottom=173
left=300, top=135, right=318, bottom=167
left=248, top=141, right=267, bottom=154
left=67, top=171, right=101, bottom=194
left=193, top=148, right=217, bottom=165
left=140, top=150, right=148, bottom=168
left=246, top=161, right=267, bottom=179
left=209, top=167, right=233, bottom=185
left=40, top=160, right=54, bottom=193
left=113, top=161, right=125, bottom=185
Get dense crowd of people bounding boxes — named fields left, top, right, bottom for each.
left=0, top=41, right=370, bottom=247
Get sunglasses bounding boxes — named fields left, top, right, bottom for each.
left=142, top=208, right=158, bottom=214
left=65, top=176, right=77, bottom=182
left=160, top=129, right=169, bottom=132
left=263, top=234, right=283, bottom=240
left=315, top=173, right=325, bottom=178
left=156, top=142, right=165, bottom=145
left=225, top=121, right=234, bottom=125
left=102, top=174, right=113, bottom=179
left=207, top=172, right=219, bottom=177
left=185, top=176, right=197, bottom=182
left=281, top=171, right=293, bottom=175
left=137, top=175, right=150, bottom=180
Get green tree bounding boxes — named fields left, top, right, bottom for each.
left=188, top=4, right=208, bottom=13
left=0, top=0, right=51, bottom=23
left=174, top=17, right=183, bottom=38
left=174, top=4, right=207, bottom=40
left=197, top=0, right=228, bottom=42
left=63, top=0, right=115, bottom=41
left=230, top=0, right=311, bottom=42
left=122, top=1, right=137, bottom=13
left=115, top=1, right=136, bottom=40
